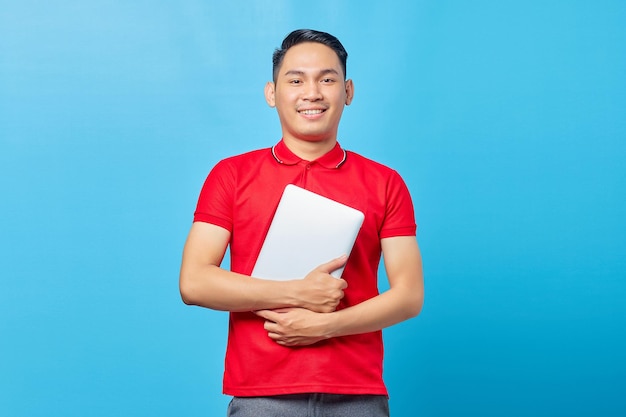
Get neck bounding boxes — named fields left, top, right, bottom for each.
left=282, top=137, right=337, bottom=161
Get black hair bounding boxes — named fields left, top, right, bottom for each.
left=272, top=29, right=348, bottom=82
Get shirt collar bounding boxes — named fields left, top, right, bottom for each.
left=271, top=139, right=347, bottom=169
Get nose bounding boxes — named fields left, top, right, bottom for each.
left=302, top=81, right=323, bottom=101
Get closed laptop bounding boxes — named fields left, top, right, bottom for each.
left=251, top=184, right=364, bottom=281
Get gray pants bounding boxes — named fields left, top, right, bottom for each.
left=227, top=393, right=390, bottom=417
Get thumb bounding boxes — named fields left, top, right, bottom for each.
left=316, top=255, right=348, bottom=274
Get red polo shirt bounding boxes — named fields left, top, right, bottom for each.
left=194, top=140, right=416, bottom=396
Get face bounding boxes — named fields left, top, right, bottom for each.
left=265, top=42, right=354, bottom=149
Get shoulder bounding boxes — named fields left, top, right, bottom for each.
left=218, top=147, right=270, bottom=166
left=344, top=149, right=413, bottom=203
left=210, top=147, right=270, bottom=174
left=345, top=149, right=403, bottom=179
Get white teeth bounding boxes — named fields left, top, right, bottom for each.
left=300, top=109, right=323, bottom=115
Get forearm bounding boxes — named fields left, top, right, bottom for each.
left=180, top=264, right=301, bottom=312
left=326, top=285, right=423, bottom=338
left=180, top=222, right=316, bottom=312
left=326, top=236, right=424, bottom=338
left=180, top=258, right=348, bottom=313
left=256, top=285, right=423, bottom=346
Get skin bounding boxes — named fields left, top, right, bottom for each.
left=179, top=41, right=424, bottom=347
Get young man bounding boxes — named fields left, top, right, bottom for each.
left=180, top=29, right=424, bottom=416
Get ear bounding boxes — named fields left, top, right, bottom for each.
left=264, top=82, right=276, bottom=107
left=345, top=79, right=354, bottom=106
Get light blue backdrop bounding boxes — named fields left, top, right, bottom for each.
left=1, top=1, right=624, bottom=416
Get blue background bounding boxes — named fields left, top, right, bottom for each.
left=1, top=1, right=624, bottom=416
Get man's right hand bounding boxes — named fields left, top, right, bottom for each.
left=294, top=256, right=348, bottom=313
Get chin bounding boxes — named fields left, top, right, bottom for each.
left=297, top=136, right=334, bottom=143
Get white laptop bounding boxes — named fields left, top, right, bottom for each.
left=251, top=184, right=365, bottom=281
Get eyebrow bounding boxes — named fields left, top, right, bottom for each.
left=283, top=68, right=341, bottom=78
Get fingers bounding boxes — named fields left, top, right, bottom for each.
left=316, top=255, right=348, bottom=275
left=296, top=256, right=349, bottom=312
left=256, top=309, right=325, bottom=347
left=256, top=310, right=283, bottom=342
left=255, top=309, right=280, bottom=321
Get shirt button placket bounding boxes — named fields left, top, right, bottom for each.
left=301, top=162, right=313, bottom=187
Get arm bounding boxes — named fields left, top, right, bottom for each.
left=179, top=222, right=348, bottom=313
left=257, top=236, right=424, bottom=346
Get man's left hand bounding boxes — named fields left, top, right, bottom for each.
left=255, top=308, right=332, bottom=347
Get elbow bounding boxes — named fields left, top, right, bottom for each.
left=179, top=286, right=196, bottom=306
left=409, top=297, right=423, bottom=318
left=403, top=303, right=421, bottom=321
left=179, top=265, right=228, bottom=310
left=404, top=290, right=424, bottom=320
left=180, top=289, right=196, bottom=306
left=179, top=272, right=200, bottom=306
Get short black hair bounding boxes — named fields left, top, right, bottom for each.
left=272, top=29, right=348, bottom=83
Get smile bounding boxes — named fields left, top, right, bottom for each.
left=298, top=109, right=325, bottom=115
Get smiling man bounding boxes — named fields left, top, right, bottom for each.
left=265, top=40, right=353, bottom=159
left=180, top=29, right=424, bottom=416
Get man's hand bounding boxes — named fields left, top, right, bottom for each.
left=255, top=308, right=332, bottom=347
left=293, top=256, right=348, bottom=313
left=253, top=257, right=347, bottom=347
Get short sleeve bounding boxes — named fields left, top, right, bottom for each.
left=193, top=159, right=236, bottom=232
left=379, top=170, right=417, bottom=239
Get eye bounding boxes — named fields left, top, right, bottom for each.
left=321, top=78, right=335, bottom=84
left=289, top=79, right=302, bottom=85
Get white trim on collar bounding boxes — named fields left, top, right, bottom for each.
left=271, top=145, right=347, bottom=169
